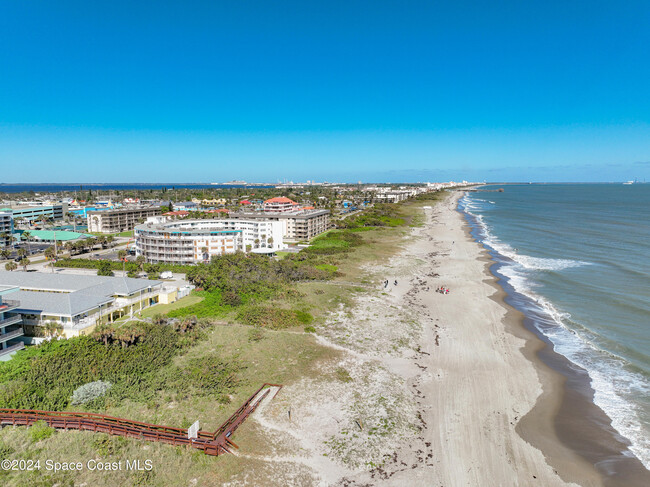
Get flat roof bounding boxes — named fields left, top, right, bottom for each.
left=87, top=206, right=160, bottom=215
left=16, top=230, right=93, bottom=241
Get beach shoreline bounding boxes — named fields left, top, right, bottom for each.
left=459, top=195, right=650, bottom=486
left=245, top=190, right=648, bottom=486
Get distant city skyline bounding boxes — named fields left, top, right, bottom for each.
left=1, top=1, right=649, bottom=183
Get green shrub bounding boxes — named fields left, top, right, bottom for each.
left=295, top=310, right=314, bottom=324
left=92, top=434, right=128, bottom=457
left=29, top=421, right=55, bottom=443
left=304, top=326, right=316, bottom=333
left=236, top=306, right=298, bottom=329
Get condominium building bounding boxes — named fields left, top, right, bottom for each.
left=0, top=271, right=163, bottom=338
left=263, top=197, right=301, bottom=213
left=0, top=212, right=13, bottom=247
left=135, top=219, right=284, bottom=264
left=0, top=286, right=25, bottom=360
left=229, top=209, right=330, bottom=241
left=0, top=203, right=67, bottom=223
left=87, top=206, right=161, bottom=233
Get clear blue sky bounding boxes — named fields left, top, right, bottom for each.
left=1, top=1, right=649, bottom=183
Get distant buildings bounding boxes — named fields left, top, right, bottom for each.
left=87, top=206, right=161, bottom=233
left=0, top=271, right=164, bottom=338
left=192, top=197, right=227, bottom=206
left=135, top=218, right=285, bottom=264
left=171, top=201, right=199, bottom=211
left=0, top=286, right=24, bottom=360
left=0, top=212, right=13, bottom=247
left=230, top=208, right=330, bottom=241
left=263, top=197, right=301, bottom=213
left=0, top=203, right=68, bottom=223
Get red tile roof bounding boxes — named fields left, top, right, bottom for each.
left=264, top=197, right=296, bottom=204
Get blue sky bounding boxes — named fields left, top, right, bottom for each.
left=1, top=1, right=649, bottom=183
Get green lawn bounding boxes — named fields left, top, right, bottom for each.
left=138, top=294, right=204, bottom=318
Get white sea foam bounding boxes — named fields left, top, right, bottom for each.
left=460, top=193, right=650, bottom=469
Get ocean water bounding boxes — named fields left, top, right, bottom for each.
left=459, top=183, right=650, bottom=468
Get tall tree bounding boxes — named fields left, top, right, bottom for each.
left=22, top=231, right=32, bottom=255
left=117, top=249, right=127, bottom=273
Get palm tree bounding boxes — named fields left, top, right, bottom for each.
left=117, top=249, right=127, bottom=273
left=0, top=232, right=8, bottom=248
left=267, top=237, right=273, bottom=247
left=66, top=212, right=75, bottom=227
left=254, top=238, right=260, bottom=249
left=17, top=247, right=27, bottom=258
left=245, top=244, right=252, bottom=253
left=43, top=321, right=63, bottom=340
left=0, top=248, right=10, bottom=260
left=5, top=261, right=17, bottom=271
left=22, top=231, right=32, bottom=255
left=135, top=255, right=146, bottom=272
left=19, top=257, right=30, bottom=271
left=106, top=235, right=115, bottom=248
left=44, top=246, right=56, bottom=272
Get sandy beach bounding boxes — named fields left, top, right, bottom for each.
left=229, top=191, right=637, bottom=486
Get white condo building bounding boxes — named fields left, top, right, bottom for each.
left=135, top=219, right=285, bottom=264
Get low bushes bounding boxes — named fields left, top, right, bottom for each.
left=0, top=320, right=239, bottom=411
left=236, top=306, right=314, bottom=330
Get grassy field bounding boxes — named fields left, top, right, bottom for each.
left=139, top=295, right=205, bottom=318
left=0, top=192, right=443, bottom=487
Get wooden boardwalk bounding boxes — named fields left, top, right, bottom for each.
left=0, top=383, right=281, bottom=456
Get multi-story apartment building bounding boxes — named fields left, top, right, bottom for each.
left=263, top=197, right=301, bottom=213
left=0, top=203, right=67, bottom=223
left=135, top=219, right=284, bottom=264
left=229, top=209, right=330, bottom=241
left=0, top=285, right=25, bottom=360
left=0, top=212, right=13, bottom=247
left=87, top=206, right=161, bottom=233
left=0, top=271, right=163, bottom=337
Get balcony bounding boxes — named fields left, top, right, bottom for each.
left=0, top=327, right=24, bottom=344
left=0, top=299, right=20, bottom=313
left=0, top=342, right=25, bottom=357
left=0, top=315, right=22, bottom=328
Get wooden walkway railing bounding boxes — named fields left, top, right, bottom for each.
left=0, top=383, right=282, bottom=456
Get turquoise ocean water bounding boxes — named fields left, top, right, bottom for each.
left=460, top=183, right=649, bottom=468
